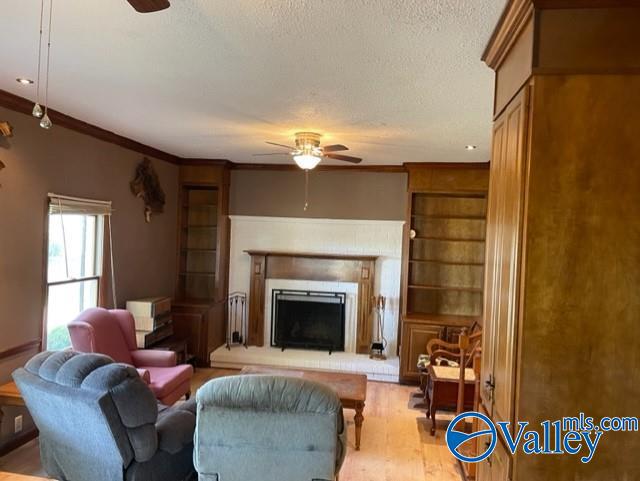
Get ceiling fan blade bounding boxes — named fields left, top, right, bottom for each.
left=127, top=0, right=170, bottom=13
left=265, top=141, right=295, bottom=150
left=252, top=153, right=291, bottom=156
left=322, top=144, right=349, bottom=153
left=325, top=153, right=363, bottom=164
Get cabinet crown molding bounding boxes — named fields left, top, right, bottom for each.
left=483, top=0, right=637, bottom=70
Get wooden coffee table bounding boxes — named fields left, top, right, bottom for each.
left=240, top=366, right=367, bottom=450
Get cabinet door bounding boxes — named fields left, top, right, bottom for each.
left=482, top=87, right=529, bottom=424
left=399, top=322, right=442, bottom=382
left=492, top=87, right=529, bottom=428
left=477, top=439, right=512, bottom=481
left=481, top=101, right=508, bottom=412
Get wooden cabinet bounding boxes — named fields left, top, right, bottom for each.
left=481, top=87, right=528, bottom=428
left=173, top=161, right=230, bottom=366
left=479, top=2, right=640, bottom=480
left=399, top=164, right=489, bottom=383
left=399, top=322, right=442, bottom=381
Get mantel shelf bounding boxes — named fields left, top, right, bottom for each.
left=244, top=250, right=379, bottom=261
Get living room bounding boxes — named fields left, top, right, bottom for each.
left=1, top=1, right=639, bottom=481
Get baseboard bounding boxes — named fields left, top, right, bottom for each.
left=0, top=427, right=38, bottom=457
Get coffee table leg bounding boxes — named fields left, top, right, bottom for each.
left=354, top=402, right=364, bottom=451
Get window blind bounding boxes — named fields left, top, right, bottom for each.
left=48, top=193, right=113, bottom=216
left=47, top=193, right=117, bottom=307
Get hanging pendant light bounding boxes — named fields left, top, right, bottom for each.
left=39, top=0, right=54, bottom=130
left=32, top=0, right=45, bottom=119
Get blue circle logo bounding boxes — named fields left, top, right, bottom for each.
left=445, top=411, right=497, bottom=463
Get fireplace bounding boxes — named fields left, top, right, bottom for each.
left=271, top=290, right=346, bottom=352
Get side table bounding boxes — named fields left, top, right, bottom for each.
left=0, top=381, right=25, bottom=438
left=425, top=365, right=476, bottom=435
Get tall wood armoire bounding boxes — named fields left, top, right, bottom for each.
left=479, top=1, right=640, bottom=480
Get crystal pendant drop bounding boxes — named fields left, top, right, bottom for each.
left=39, top=114, right=52, bottom=130
left=32, top=103, right=44, bottom=119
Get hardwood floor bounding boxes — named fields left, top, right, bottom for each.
left=0, top=369, right=462, bottom=481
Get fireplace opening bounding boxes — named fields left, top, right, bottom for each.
left=271, top=290, right=346, bottom=352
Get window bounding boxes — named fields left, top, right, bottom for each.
left=44, top=195, right=112, bottom=350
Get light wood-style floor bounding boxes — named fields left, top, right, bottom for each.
left=0, top=369, right=462, bottom=481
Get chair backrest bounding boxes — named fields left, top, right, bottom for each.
left=68, top=308, right=137, bottom=364
left=195, top=375, right=346, bottom=481
left=13, top=351, right=160, bottom=481
left=426, top=325, right=482, bottom=368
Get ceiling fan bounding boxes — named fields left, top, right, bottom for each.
left=127, top=0, right=170, bottom=13
left=255, top=132, right=363, bottom=170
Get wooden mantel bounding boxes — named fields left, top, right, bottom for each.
left=245, top=250, right=378, bottom=354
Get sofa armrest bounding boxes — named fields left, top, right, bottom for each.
left=131, top=349, right=177, bottom=368
left=156, top=407, right=196, bottom=454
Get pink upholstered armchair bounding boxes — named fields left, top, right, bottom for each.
left=68, top=307, right=193, bottom=405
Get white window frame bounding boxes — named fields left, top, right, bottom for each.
left=43, top=194, right=113, bottom=350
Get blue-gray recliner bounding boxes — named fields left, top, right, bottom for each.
left=13, top=351, right=196, bottom=481
left=194, top=375, right=347, bottom=481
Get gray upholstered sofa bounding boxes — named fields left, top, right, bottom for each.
left=194, top=375, right=347, bottom=481
left=13, top=351, right=196, bottom=481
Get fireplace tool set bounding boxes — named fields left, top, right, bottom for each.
left=226, top=292, right=248, bottom=350
left=370, top=295, right=387, bottom=360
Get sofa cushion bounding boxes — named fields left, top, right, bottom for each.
left=146, top=365, right=193, bottom=399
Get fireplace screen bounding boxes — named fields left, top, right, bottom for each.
left=271, top=290, right=346, bottom=352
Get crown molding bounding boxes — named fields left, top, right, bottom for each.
left=0, top=89, right=182, bottom=164
left=482, top=0, right=534, bottom=70
left=229, top=162, right=406, bottom=173
left=483, top=0, right=638, bottom=69
left=1, top=90, right=487, bottom=172
left=534, top=0, right=638, bottom=7
left=403, top=161, right=490, bottom=170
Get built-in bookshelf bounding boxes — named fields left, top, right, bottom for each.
left=177, top=186, right=218, bottom=300
left=172, top=162, right=230, bottom=367
left=407, top=192, right=487, bottom=320
left=399, top=163, right=489, bottom=383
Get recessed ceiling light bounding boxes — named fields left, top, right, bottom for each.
left=465, top=145, right=477, bottom=150
left=16, top=78, right=34, bottom=85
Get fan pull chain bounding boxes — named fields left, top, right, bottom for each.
left=304, top=169, right=309, bottom=211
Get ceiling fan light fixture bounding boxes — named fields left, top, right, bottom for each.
left=294, top=154, right=321, bottom=170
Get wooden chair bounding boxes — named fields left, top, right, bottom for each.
left=423, top=326, right=482, bottom=435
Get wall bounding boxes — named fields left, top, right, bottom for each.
left=0, top=106, right=178, bottom=384
left=230, top=169, right=407, bottom=220
left=228, top=216, right=404, bottom=356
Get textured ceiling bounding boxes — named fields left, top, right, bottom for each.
left=0, top=0, right=506, bottom=164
